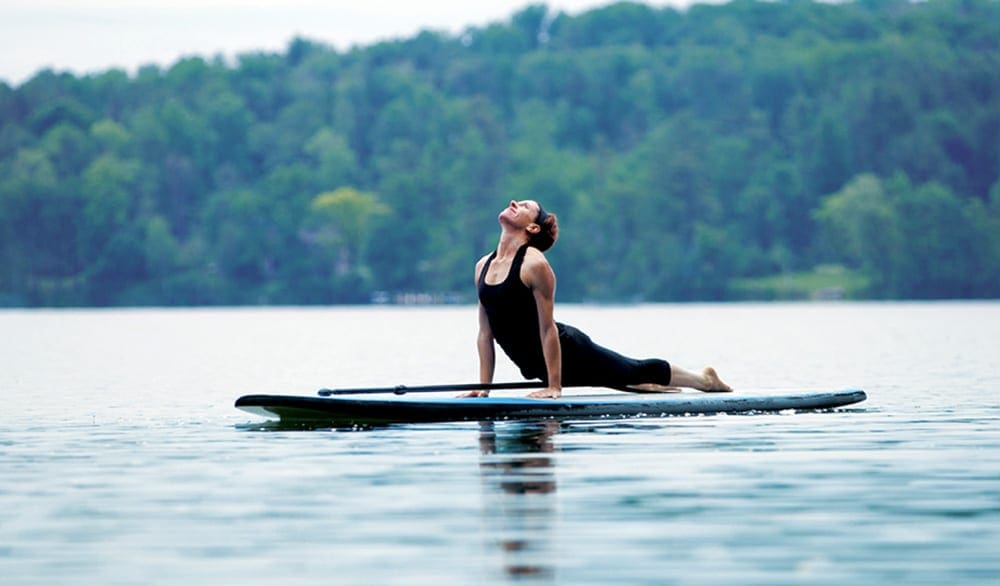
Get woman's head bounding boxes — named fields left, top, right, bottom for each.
left=499, top=199, right=559, bottom=251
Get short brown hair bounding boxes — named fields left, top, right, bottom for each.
left=529, top=205, right=559, bottom=251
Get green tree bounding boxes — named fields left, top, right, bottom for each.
left=892, top=179, right=992, bottom=298
left=303, top=127, right=359, bottom=189
left=814, top=174, right=902, bottom=295
left=40, top=123, right=92, bottom=178
left=90, top=119, right=132, bottom=155
left=303, top=187, right=390, bottom=301
left=80, top=154, right=140, bottom=258
left=201, top=187, right=288, bottom=302
left=0, top=148, right=80, bottom=303
left=142, top=215, right=181, bottom=279
left=1, top=0, right=998, bottom=305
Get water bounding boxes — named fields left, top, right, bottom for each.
left=1, top=303, right=998, bottom=584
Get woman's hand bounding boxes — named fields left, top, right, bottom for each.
left=526, top=386, right=562, bottom=399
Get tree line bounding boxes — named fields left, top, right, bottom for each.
left=1, top=0, right=997, bottom=306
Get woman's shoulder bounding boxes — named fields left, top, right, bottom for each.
left=474, top=251, right=495, bottom=281
left=476, top=251, right=494, bottom=268
left=523, top=246, right=549, bottom=264
left=521, top=246, right=554, bottom=277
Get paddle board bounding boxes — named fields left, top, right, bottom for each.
left=235, top=389, right=866, bottom=425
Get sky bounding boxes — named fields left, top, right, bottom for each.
left=0, top=0, right=723, bottom=86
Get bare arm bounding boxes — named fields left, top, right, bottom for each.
left=477, top=301, right=496, bottom=388
left=461, top=256, right=495, bottom=398
left=523, top=249, right=562, bottom=398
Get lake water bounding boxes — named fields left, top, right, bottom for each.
left=1, top=302, right=998, bottom=584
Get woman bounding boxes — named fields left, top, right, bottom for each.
left=463, top=199, right=731, bottom=399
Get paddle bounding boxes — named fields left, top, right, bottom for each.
left=317, top=381, right=548, bottom=396
left=316, top=381, right=560, bottom=397
left=316, top=381, right=673, bottom=396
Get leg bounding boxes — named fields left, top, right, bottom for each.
left=556, top=324, right=732, bottom=393
left=668, top=365, right=732, bottom=392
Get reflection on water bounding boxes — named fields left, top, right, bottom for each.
left=478, top=421, right=561, bottom=581
left=2, top=303, right=998, bottom=584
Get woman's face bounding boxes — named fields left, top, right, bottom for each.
left=499, top=199, right=542, bottom=228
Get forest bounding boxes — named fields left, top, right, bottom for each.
left=0, top=0, right=997, bottom=306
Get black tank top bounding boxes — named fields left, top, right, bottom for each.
left=477, top=244, right=552, bottom=380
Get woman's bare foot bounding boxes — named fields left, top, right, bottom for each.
left=527, top=387, right=562, bottom=399
left=665, top=365, right=732, bottom=392
left=701, top=367, right=733, bottom=392
left=457, top=390, right=490, bottom=398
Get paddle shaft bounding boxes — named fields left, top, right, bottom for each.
left=317, top=381, right=554, bottom=396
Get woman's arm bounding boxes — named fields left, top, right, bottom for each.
left=477, top=301, right=496, bottom=387
left=524, top=250, right=562, bottom=398
left=462, top=257, right=495, bottom=398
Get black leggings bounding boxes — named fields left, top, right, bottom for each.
left=552, top=324, right=672, bottom=388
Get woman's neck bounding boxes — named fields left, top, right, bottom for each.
left=495, top=229, right=529, bottom=258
